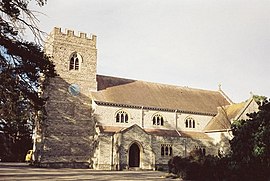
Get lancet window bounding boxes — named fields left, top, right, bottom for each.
left=152, top=114, right=164, bottom=126
left=116, top=110, right=129, bottom=123
left=69, top=53, right=81, bottom=70
left=185, top=117, right=196, bottom=128
left=161, top=144, right=172, bottom=156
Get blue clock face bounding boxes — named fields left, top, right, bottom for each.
left=68, top=84, right=80, bottom=96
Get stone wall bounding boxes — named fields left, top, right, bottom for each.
left=93, top=103, right=213, bottom=132
left=94, top=128, right=214, bottom=171
left=45, top=27, right=97, bottom=92
left=92, top=102, right=217, bottom=170
left=34, top=28, right=98, bottom=168
left=36, top=77, right=96, bottom=168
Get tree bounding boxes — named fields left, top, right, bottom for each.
left=0, top=0, right=56, bottom=161
left=230, top=98, right=270, bottom=180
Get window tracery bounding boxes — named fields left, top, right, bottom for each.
left=69, top=53, right=81, bottom=71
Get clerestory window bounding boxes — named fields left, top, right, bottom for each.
left=115, top=110, right=129, bottom=123
left=185, top=117, right=196, bottom=128
left=152, top=114, right=164, bottom=126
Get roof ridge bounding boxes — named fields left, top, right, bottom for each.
left=218, top=89, right=234, bottom=104
left=234, top=98, right=255, bottom=121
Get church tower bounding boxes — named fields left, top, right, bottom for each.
left=45, top=27, right=97, bottom=92
left=34, top=27, right=97, bottom=168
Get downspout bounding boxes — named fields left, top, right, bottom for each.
left=175, top=110, right=181, bottom=136
left=111, top=134, right=114, bottom=170
left=175, top=110, right=185, bottom=157
left=184, top=138, right=187, bottom=157
left=141, top=106, right=144, bottom=128
left=175, top=110, right=178, bottom=129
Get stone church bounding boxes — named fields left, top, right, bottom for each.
left=33, top=27, right=258, bottom=169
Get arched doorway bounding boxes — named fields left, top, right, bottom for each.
left=129, top=143, right=140, bottom=167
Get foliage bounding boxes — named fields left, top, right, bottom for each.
left=252, top=94, right=267, bottom=105
left=168, top=151, right=229, bottom=181
left=230, top=98, right=270, bottom=180
left=0, top=0, right=56, bottom=161
left=168, top=98, right=270, bottom=181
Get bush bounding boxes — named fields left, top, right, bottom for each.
left=168, top=99, right=270, bottom=181
left=168, top=153, right=230, bottom=181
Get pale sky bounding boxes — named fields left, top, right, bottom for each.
left=28, top=0, right=270, bottom=102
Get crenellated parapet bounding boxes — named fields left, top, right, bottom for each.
left=52, top=27, right=97, bottom=42
left=45, top=27, right=97, bottom=52
left=44, top=26, right=98, bottom=90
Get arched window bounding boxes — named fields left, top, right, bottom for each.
left=165, top=147, right=169, bottom=155
left=116, top=114, right=120, bottom=123
left=161, top=146, right=164, bottom=156
left=125, top=114, right=128, bottom=123
left=169, top=146, right=172, bottom=156
left=153, top=118, right=156, bottom=125
left=115, top=110, right=129, bottom=123
left=185, top=117, right=196, bottom=128
left=194, top=146, right=206, bottom=156
left=69, top=53, right=82, bottom=71
left=161, top=144, right=173, bottom=156
left=185, top=119, right=188, bottom=128
left=161, top=117, right=164, bottom=126
left=202, top=148, right=206, bottom=156
left=153, top=114, right=164, bottom=126
left=121, top=114, right=124, bottom=123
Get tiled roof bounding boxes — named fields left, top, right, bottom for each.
left=92, top=75, right=231, bottom=115
left=180, top=131, right=213, bottom=140
left=97, top=125, right=122, bottom=134
left=204, top=101, right=247, bottom=132
left=145, top=129, right=212, bottom=140
left=98, top=126, right=212, bottom=140
left=144, top=129, right=180, bottom=137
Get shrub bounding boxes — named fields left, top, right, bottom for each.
left=168, top=153, right=230, bottom=180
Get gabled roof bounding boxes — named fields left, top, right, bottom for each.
left=204, top=98, right=254, bottom=132
left=144, top=129, right=180, bottom=137
left=97, top=125, right=149, bottom=135
left=119, top=124, right=149, bottom=135
left=92, top=75, right=231, bottom=115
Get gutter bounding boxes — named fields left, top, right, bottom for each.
left=204, top=129, right=231, bottom=133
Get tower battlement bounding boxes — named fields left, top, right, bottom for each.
left=52, top=27, right=97, bottom=43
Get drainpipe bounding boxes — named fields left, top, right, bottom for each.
left=141, top=106, right=144, bottom=128
left=184, top=138, right=187, bottom=157
left=175, top=110, right=178, bottom=129
left=175, top=110, right=181, bottom=136
left=111, top=135, right=114, bottom=170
